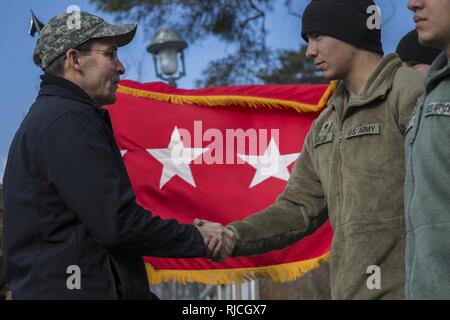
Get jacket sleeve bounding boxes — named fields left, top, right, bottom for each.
left=391, top=67, right=425, bottom=134
left=36, top=109, right=206, bottom=258
left=228, top=127, right=328, bottom=257
left=398, top=91, right=423, bottom=135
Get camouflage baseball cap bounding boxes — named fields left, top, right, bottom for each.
left=34, top=11, right=137, bottom=69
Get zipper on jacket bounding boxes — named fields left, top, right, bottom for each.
left=404, top=98, right=424, bottom=298
left=337, top=133, right=343, bottom=226
left=109, top=253, right=130, bottom=299
left=332, top=105, right=345, bottom=298
left=405, top=97, right=424, bottom=235
left=333, top=105, right=344, bottom=227
left=107, top=255, right=120, bottom=299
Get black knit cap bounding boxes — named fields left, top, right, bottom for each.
left=396, top=30, right=441, bottom=65
left=301, top=0, right=384, bottom=55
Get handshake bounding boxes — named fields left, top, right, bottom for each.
left=194, top=218, right=236, bottom=262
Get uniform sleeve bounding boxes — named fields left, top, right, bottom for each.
left=391, top=67, right=425, bottom=135
left=398, top=92, right=423, bottom=135
left=228, top=127, right=328, bottom=257
left=37, top=110, right=206, bottom=258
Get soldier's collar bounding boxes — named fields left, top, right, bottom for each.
left=39, top=73, right=98, bottom=108
left=425, top=52, right=450, bottom=92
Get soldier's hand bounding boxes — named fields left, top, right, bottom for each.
left=194, top=218, right=235, bottom=262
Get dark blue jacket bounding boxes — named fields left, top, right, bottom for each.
left=2, top=74, right=206, bottom=299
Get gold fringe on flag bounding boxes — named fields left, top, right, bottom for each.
left=145, top=252, right=330, bottom=285
left=117, top=82, right=336, bottom=113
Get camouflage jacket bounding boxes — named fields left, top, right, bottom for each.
left=228, top=54, right=424, bottom=299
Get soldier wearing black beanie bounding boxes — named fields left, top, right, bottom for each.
left=396, top=29, right=441, bottom=72
left=225, top=0, right=426, bottom=300
left=301, top=0, right=384, bottom=55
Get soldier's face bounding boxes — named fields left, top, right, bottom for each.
left=305, top=34, right=356, bottom=80
left=408, top=0, right=450, bottom=52
left=80, top=38, right=125, bottom=106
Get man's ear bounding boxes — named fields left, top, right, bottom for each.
left=65, top=48, right=83, bottom=72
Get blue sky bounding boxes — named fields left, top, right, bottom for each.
left=0, top=0, right=415, bottom=181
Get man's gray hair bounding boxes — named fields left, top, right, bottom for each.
left=34, top=41, right=93, bottom=76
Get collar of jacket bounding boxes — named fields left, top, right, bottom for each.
left=424, top=52, right=450, bottom=93
left=329, top=53, right=401, bottom=110
left=38, top=73, right=99, bottom=109
left=38, top=73, right=115, bottom=134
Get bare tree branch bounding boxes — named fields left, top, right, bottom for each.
left=285, top=0, right=302, bottom=19
left=239, top=10, right=264, bottom=29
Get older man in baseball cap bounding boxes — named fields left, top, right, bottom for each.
left=2, top=11, right=232, bottom=299
left=32, top=11, right=137, bottom=105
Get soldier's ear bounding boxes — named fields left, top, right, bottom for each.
left=65, top=48, right=83, bottom=72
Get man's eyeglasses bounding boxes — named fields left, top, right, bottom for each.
left=78, top=49, right=119, bottom=62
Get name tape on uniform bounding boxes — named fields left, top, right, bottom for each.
left=345, top=124, right=381, bottom=139
left=425, top=102, right=450, bottom=117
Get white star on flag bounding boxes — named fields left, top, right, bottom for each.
left=237, top=138, right=300, bottom=188
left=146, top=127, right=208, bottom=189
left=120, top=150, right=127, bottom=157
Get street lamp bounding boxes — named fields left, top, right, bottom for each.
left=147, top=29, right=188, bottom=87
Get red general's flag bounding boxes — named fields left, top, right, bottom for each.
left=105, top=81, right=336, bottom=285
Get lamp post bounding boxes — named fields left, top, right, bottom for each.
left=147, top=29, right=188, bottom=87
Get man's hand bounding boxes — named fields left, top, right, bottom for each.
left=194, top=218, right=236, bottom=262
